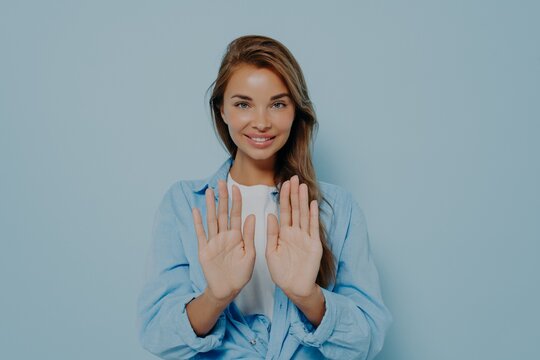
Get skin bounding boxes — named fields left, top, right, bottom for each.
left=188, top=64, right=325, bottom=337
left=220, top=64, right=294, bottom=186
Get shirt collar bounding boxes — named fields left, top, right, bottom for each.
left=191, top=156, right=280, bottom=200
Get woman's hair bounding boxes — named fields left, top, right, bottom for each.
left=206, top=34, right=336, bottom=288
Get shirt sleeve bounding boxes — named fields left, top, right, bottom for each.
left=288, top=191, right=393, bottom=360
left=136, top=184, right=226, bottom=359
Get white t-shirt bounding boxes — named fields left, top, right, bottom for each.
left=226, top=172, right=278, bottom=322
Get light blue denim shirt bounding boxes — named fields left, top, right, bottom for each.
left=136, top=157, right=393, bottom=359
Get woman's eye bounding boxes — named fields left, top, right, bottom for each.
left=273, top=102, right=286, bottom=109
left=235, top=102, right=249, bottom=109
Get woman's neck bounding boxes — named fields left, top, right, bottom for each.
left=229, top=154, right=276, bottom=186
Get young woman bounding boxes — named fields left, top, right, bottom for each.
left=137, top=35, right=393, bottom=359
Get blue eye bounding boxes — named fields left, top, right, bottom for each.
left=273, top=102, right=286, bottom=109
left=235, top=102, right=249, bottom=109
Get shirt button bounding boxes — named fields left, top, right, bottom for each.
left=250, top=339, right=257, bottom=345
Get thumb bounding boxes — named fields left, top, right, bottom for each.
left=242, top=214, right=256, bottom=255
left=266, top=213, right=279, bottom=253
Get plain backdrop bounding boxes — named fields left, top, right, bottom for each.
left=1, top=1, right=538, bottom=359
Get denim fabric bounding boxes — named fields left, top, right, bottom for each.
left=137, top=156, right=393, bottom=359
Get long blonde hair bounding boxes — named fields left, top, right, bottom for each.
left=206, top=35, right=336, bottom=288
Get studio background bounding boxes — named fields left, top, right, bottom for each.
left=1, top=1, right=538, bottom=359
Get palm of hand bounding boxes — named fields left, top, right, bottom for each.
left=192, top=180, right=256, bottom=301
left=266, top=225, right=322, bottom=296
left=199, top=228, right=254, bottom=299
left=266, top=175, right=322, bottom=298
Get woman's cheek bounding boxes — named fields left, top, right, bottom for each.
left=238, top=112, right=253, bottom=122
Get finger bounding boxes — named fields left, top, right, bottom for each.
left=279, top=180, right=291, bottom=227
left=309, top=199, right=320, bottom=240
left=230, top=184, right=242, bottom=231
left=192, top=207, right=208, bottom=249
left=299, top=183, right=310, bottom=232
left=266, top=213, right=279, bottom=253
left=290, top=175, right=300, bottom=227
left=243, top=214, right=256, bottom=256
left=205, top=187, right=218, bottom=239
left=217, top=180, right=229, bottom=232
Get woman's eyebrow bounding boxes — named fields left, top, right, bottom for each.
left=230, top=93, right=291, bottom=100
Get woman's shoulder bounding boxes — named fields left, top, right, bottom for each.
left=156, top=158, right=233, bottom=212
left=165, top=176, right=211, bottom=196
left=317, top=180, right=356, bottom=209
left=317, top=179, right=368, bottom=225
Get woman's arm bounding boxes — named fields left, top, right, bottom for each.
left=186, top=288, right=236, bottom=336
left=136, top=183, right=227, bottom=359
left=288, top=190, right=393, bottom=360
left=286, top=284, right=326, bottom=327
left=137, top=180, right=257, bottom=359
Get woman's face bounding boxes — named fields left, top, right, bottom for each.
left=220, top=64, right=295, bottom=164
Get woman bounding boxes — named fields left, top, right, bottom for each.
left=137, top=35, right=392, bottom=359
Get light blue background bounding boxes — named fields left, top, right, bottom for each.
left=1, top=1, right=538, bottom=359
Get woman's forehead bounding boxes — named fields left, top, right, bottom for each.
left=224, top=65, right=289, bottom=98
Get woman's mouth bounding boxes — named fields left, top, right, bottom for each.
left=245, top=134, right=276, bottom=148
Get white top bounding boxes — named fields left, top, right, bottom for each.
left=226, top=172, right=278, bottom=322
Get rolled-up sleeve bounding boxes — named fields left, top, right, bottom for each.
left=289, top=192, right=393, bottom=360
left=136, top=184, right=226, bottom=359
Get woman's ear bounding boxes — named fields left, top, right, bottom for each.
left=220, top=105, right=227, bottom=124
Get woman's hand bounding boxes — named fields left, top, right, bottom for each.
left=266, top=175, right=323, bottom=298
left=192, top=180, right=256, bottom=303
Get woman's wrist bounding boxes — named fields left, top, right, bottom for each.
left=283, top=283, right=319, bottom=303
left=285, top=284, right=326, bottom=328
left=203, top=287, right=238, bottom=309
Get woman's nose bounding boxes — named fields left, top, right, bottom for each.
left=253, top=109, right=271, bottom=130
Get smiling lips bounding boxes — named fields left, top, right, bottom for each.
left=245, top=134, right=276, bottom=148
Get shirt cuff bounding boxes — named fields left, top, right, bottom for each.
left=162, top=290, right=227, bottom=353
left=288, top=287, right=337, bottom=348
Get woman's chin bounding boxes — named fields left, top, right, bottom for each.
left=237, top=149, right=278, bottom=162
